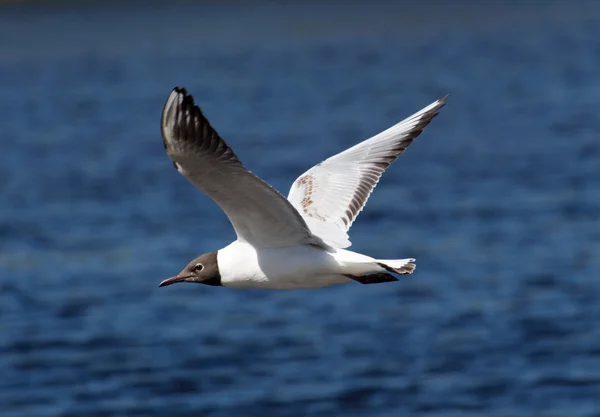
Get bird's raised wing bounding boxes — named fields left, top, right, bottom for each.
left=162, top=87, right=322, bottom=249
left=287, top=96, right=447, bottom=248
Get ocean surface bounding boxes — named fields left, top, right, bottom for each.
left=1, top=1, right=600, bottom=416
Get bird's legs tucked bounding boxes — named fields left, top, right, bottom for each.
left=345, top=272, right=399, bottom=285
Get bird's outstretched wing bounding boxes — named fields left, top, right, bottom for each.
left=287, top=96, right=447, bottom=248
left=162, top=87, right=322, bottom=249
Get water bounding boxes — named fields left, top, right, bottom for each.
left=1, top=1, right=600, bottom=416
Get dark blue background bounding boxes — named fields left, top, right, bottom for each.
left=1, top=1, right=600, bottom=416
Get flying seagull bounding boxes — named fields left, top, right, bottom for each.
left=159, top=87, right=447, bottom=290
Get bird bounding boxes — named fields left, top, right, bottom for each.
left=158, top=86, right=447, bottom=290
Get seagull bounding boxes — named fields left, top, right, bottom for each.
left=159, top=87, right=447, bottom=290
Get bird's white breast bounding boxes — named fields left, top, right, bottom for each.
left=217, top=241, right=264, bottom=286
left=216, top=241, right=350, bottom=289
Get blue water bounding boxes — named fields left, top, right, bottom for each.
left=2, top=1, right=600, bottom=416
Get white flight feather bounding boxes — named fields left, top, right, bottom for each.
left=287, top=96, right=447, bottom=248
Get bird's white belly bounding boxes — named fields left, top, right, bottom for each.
left=217, top=241, right=351, bottom=289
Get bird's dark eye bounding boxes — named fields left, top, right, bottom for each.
left=193, top=263, right=204, bottom=272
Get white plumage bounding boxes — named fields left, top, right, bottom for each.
left=287, top=97, right=447, bottom=248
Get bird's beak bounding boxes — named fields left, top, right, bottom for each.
left=158, top=275, right=189, bottom=287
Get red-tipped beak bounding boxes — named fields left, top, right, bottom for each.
left=158, top=275, right=187, bottom=287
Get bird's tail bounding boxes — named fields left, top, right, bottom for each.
left=376, top=258, right=416, bottom=275
left=344, top=258, right=416, bottom=285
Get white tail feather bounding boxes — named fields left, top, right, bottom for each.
left=377, top=258, right=416, bottom=275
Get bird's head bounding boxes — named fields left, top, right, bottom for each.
left=159, top=251, right=221, bottom=287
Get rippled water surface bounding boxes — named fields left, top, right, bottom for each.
left=2, top=1, right=600, bottom=416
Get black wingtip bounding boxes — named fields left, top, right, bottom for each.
left=432, top=95, right=449, bottom=112
left=169, top=87, right=202, bottom=121
left=425, top=94, right=449, bottom=122
left=168, top=86, right=190, bottom=108
left=161, top=86, right=240, bottom=164
left=162, top=86, right=202, bottom=148
left=173, top=85, right=186, bottom=95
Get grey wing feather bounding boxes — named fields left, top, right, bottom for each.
left=162, top=87, right=322, bottom=249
